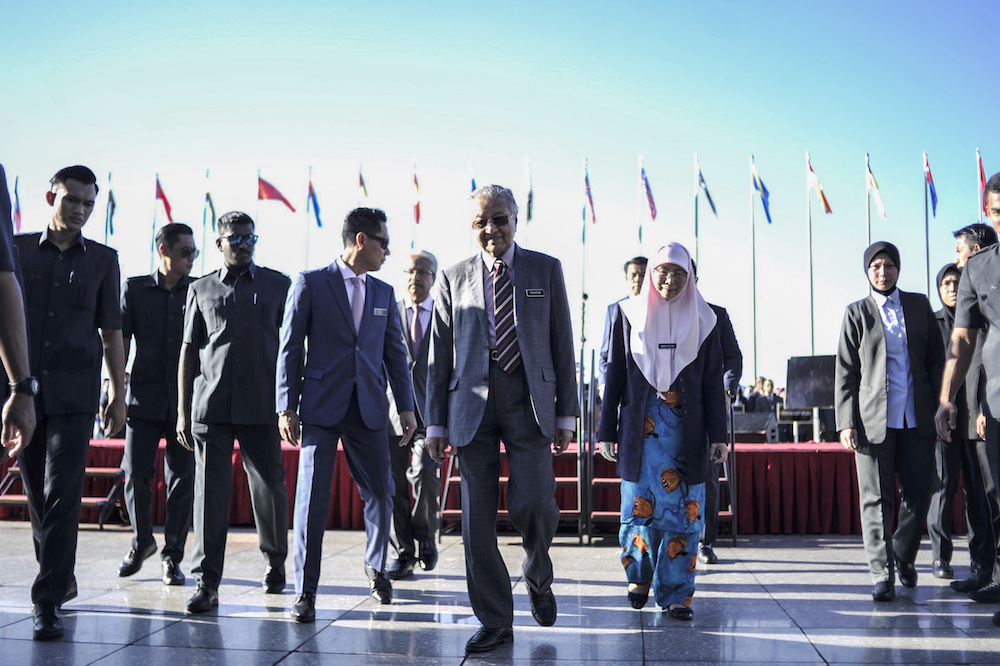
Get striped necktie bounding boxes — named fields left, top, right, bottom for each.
left=493, top=259, right=520, bottom=373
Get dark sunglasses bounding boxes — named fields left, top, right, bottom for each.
left=472, top=214, right=510, bottom=230
left=366, top=233, right=390, bottom=250
left=179, top=247, right=200, bottom=259
left=220, top=234, right=259, bottom=247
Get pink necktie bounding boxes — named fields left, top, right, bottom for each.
left=351, top=277, right=364, bottom=333
left=493, top=259, right=520, bottom=373
left=410, top=304, right=423, bottom=351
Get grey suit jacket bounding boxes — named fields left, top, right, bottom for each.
left=426, top=245, right=579, bottom=447
left=835, top=290, right=944, bottom=445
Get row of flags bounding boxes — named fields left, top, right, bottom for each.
left=21, top=151, right=991, bottom=240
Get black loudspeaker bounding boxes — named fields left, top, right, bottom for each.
left=733, top=413, right=778, bottom=443
left=785, top=355, right=836, bottom=408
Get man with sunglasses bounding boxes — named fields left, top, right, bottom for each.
left=426, top=185, right=578, bottom=653
left=117, top=223, right=199, bottom=586
left=178, top=212, right=291, bottom=614
left=278, top=207, right=416, bottom=622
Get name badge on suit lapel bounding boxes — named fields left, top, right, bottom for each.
left=374, top=307, right=388, bottom=316
left=526, top=289, right=545, bottom=297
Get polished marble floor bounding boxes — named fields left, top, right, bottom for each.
left=2, top=522, right=1000, bottom=664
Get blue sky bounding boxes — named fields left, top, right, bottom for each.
left=3, top=1, right=997, bottom=386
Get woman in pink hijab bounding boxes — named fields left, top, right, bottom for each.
left=597, top=243, right=728, bottom=620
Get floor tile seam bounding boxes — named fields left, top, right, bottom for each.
left=740, top=564, right=828, bottom=662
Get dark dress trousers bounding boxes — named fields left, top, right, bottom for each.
left=121, top=272, right=194, bottom=564
left=276, top=263, right=413, bottom=594
left=835, top=290, right=944, bottom=584
left=702, top=303, right=742, bottom=547
left=426, top=245, right=579, bottom=629
left=955, top=245, right=1000, bottom=580
left=15, top=229, right=122, bottom=605
left=184, top=263, right=290, bottom=590
left=387, top=298, right=440, bottom=561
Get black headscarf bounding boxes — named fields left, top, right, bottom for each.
left=863, top=241, right=901, bottom=296
left=936, top=262, right=960, bottom=319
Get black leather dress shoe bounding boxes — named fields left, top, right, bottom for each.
left=117, top=543, right=158, bottom=577
left=386, top=557, right=415, bottom=580
left=263, top=565, right=286, bottom=594
left=698, top=544, right=718, bottom=565
left=528, top=587, right=557, bottom=626
left=952, top=569, right=991, bottom=593
left=291, top=592, right=316, bottom=623
left=627, top=583, right=650, bottom=609
left=872, top=580, right=895, bottom=601
left=365, top=564, right=392, bottom=604
left=897, top=560, right=917, bottom=588
left=162, top=560, right=185, bottom=586
left=969, top=581, right=1000, bottom=602
left=32, top=602, right=63, bottom=641
left=418, top=539, right=438, bottom=571
left=933, top=560, right=954, bottom=579
left=667, top=604, right=694, bottom=620
left=465, top=626, right=514, bottom=653
left=186, top=585, right=219, bottom=614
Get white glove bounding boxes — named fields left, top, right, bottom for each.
left=598, top=441, right=618, bottom=462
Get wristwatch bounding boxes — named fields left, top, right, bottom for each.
left=9, top=376, right=40, bottom=396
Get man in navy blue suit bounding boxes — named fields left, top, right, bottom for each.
left=277, top=207, right=416, bottom=623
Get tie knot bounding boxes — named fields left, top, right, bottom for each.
left=493, top=259, right=506, bottom=274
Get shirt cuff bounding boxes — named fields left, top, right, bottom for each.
left=556, top=416, right=576, bottom=432
left=427, top=425, right=447, bottom=439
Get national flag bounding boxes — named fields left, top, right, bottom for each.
left=640, top=165, right=657, bottom=221
left=866, top=153, right=886, bottom=219
left=155, top=176, right=174, bottom=223
left=471, top=176, right=477, bottom=192
left=750, top=155, right=772, bottom=224
left=205, top=191, right=216, bottom=231
left=258, top=176, right=296, bottom=212
left=12, top=176, right=21, bottom=232
left=307, top=181, right=322, bottom=228
left=105, top=187, right=116, bottom=236
left=923, top=151, right=938, bottom=217
left=807, top=153, right=832, bottom=214
left=583, top=161, right=596, bottom=224
left=525, top=159, right=534, bottom=223
left=979, top=148, right=988, bottom=216
left=412, top=166, right=420, bottom=225
left=694, top=154, right=717, bottom=217
left=359, top=167, right=368, bottom=198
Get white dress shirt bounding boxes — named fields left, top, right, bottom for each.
left=871, top=288, right=916, bottom=429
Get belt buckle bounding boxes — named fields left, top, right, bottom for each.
left=490, top=349, right=500, bottom=362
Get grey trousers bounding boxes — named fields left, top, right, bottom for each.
left=854, top=428, right=934, bottom=584
left=456, top=361, right=559, bottom=629
left=389, top=432, right=441, bottom=559
left=190, top=422, right=289, bottom=590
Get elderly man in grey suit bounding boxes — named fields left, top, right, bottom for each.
left=426, top=185, right=579, bottom=654
left=836, top=241, right=944, bottom=602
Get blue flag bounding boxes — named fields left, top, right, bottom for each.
left=750, top=157, right=772, bottom=224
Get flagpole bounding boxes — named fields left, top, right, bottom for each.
left=581, top=158, right=589, bottom=359
left=925, top=161, right=931, bottom=296
left=151, top=174, right=158, bottom=273
left=255, top=168, right=260, bottom=228
left=979, top=148, right=984, bottom=224
left=201, top=169, right=209, bottom=276
left=806, top=153, right=815, bottom=356
left=750, top=155, right=758, bottom=380
left=105, top=172, right=112, bottom=245
left=694, top=154, right=700, bottom=267
left=306, top=166, right=312, bottom=271
left=865, top=155, right=872, bottom=246
left=636, top=155, right=643, bottom=250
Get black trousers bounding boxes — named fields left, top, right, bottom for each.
left=18, top=412, right=94, bottom=604
left=190, top=422, right=288, bottom=590
left=389, top=431, right=441, bottom=560
left=122, top=417, right=194, bottom=563
left=701, top=461, right=722, bottom=546
left=927, top=437, right=963, bottom=563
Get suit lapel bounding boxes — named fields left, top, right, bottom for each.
left=325, top=263, right=357, bottom=337
left=466, top=255, right=488, bottom=334
left=397, top=299, right=415, bottom=364
left=513, top=245, right=528, bottom=328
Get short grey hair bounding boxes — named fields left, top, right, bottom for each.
left=411, top=250, right=438, bottom=275
left=471, top=184, right=518, bottom=216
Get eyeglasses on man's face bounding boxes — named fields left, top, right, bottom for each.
left=220, top=234, right=259, bottom=247
left=404, top=268, right=434, bottom=278
left=472, top=214, right=510, bottom=230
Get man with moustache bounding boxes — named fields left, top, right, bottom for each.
left=117, top=223, right=199, bottom=586
left=277, top=208, right=416, bottom=622
left=386, top=251, right=441, bottom=580
left=426, top=185, right=578, bottom=653
left=936, top=175, right=1000, bottom=617
left=15, top=165, right=126, bottom=639
left=178, top=211, right=290, bottom=613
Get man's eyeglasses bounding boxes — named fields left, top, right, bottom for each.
left=366, top=233, right=390, bottom=250
left=472, top=215, right=510, bottom=230
left=220, top=234, right=259, bottom=247
left=653, top=267, right=688, bottom=281
left=179, top=247, right=200, bottom=259
left=404, top=268, right=434, bottom=278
